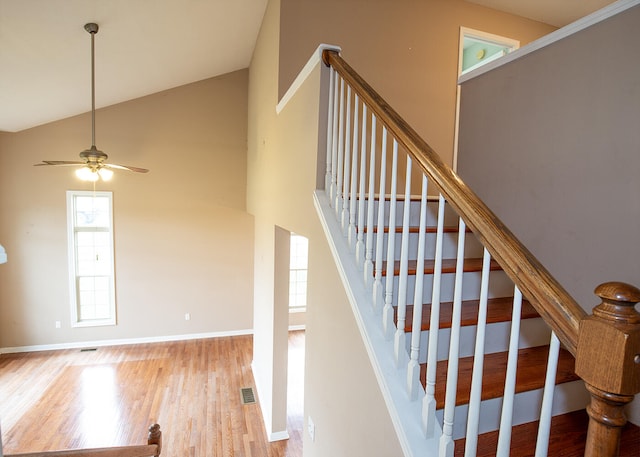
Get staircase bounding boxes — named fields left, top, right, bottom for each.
left=314, top=48, right=640, bottom=456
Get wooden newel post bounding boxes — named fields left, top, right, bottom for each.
left=148, top=423, right=162, bottom=457
left=575, top=281, right=640, bottom=457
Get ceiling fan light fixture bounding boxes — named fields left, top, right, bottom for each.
left=76, top=167, right=99, bottom=182
left=98, top=168, right=114, bottom=181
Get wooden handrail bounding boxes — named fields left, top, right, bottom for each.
left=322, top=49, right=587, bottom=355
left=4, top=424, right=161, bottom=457
left=6, top=446, right=158, bottom=457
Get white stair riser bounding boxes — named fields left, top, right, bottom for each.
left=367, top=230, right=484, bottom=262
left=434, top=380, right=590, bottom=440
left=382, top=269, right=514, bottom=305
left=403, top=318, right=552, bottom=363
left=355, top=199, right=460, bottom=229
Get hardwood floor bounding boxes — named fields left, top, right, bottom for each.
left=0, top=332, right=305, bottom=457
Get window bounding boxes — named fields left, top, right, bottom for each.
left=67, top=191, right=116, bottom=327
left=459, top=28, right=519, bottom=76
left=289, top=234, right=308, bottom=312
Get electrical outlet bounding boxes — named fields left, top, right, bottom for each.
left=55, top=321, right=61, bottom=329
left=184, top=313, right=191, bottom=321
left=307, top=416, right=315, bottom=442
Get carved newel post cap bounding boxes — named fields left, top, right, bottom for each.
left=595, top=281, right=640, bottom=303
left=593, top=281, right=640, bottom=324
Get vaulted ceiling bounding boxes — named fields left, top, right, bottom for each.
left=0, top=0, right=268, bottom=133
left=0, top=0, right=613, bottom=133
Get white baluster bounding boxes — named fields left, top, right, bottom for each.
left=496, top=286, right=523, bottom=457
left=372, top=127, right=388, bottom=311
left=534, top=332, right=561, bottom=457
left=325, top=66, right=335, bottom=193
left=407, top=174, right=428, bottom=400
left=364, top=114, right=377, bottom=286
left=464, top=248, right=492, bottom=457
left=334, top=76, right=345, bottom=215
left=422, top=194, right=446, bottom=437
left=347, top=94, right=359, bottom=248
left=355, top=103, right=368, bottom=268
left=329, top=71, right=340, bottom=205
left=341, top=86, right=352, bottom=234
left=394, top=156, right=412, bottom=366
left=382, top=139, right=399, bottom=339
left=439, top=217, right=467, bottom=457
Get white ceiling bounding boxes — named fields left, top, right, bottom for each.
left=0, top=0, right=268, bottom=133
left=0, top=0, right=614, bottom=133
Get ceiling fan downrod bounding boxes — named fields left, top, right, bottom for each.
left=33, top=22, right=149, bottom=178
left=85, top=22, right=99, bottom=153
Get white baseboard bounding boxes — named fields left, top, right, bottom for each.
left=288, top=325, right=306, bottom=331
left=0, top=329, right=254, bottom=355
left=268, top=430, right=290, bottom=442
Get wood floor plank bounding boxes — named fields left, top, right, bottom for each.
left=0, top=333, right=304, bottom=457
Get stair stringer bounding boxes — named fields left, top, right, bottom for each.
left=314, top=190, right=441, bottom=457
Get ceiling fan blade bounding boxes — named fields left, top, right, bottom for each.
left=34, top=160, right=85, bottom=167
left=104, top=163, right=149, bottom=173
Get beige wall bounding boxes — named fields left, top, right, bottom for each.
left=0, top=71, right=254, bottom=349
left=248, top=0, right=404, bottom=453
left=279, top=0, right=555, bottom=167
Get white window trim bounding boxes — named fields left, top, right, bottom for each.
left=66, top=190, right=116, bottom=327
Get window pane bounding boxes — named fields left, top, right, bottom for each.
left=290, top=234, right=309, bottom=270
left=289, top=233, right=308, bottom=309
left=76, top=233, right=111, bottom=276
left=75, top=196, right=110, bottom=227
left=78, top=276, right=111, bottom=320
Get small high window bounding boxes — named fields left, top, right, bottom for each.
left=289, top=234, right=308, bottom=312
left=67, top=190, right=116, bottom=327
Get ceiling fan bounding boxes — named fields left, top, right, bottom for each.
left=35, top=22, right=149, bottom=181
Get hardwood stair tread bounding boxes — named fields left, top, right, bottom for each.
left=380, top=257, right=502, bottom=276
left=362, top=225, right=467, bottom=234
left=396, top=297, right=540, bottom=332
left=420, top=345, right=579, bottom=409
left=367, top=195, right=434, bottom=202
left=453, top=409, right=640, bottom=456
